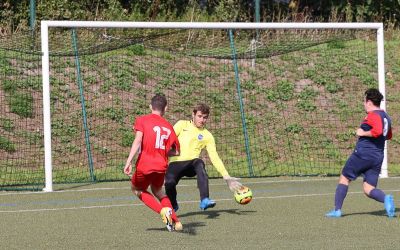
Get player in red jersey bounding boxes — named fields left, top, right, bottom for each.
left=123, top=94, right=182, bottom=231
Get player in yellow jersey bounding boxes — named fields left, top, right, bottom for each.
left=165, top=103, right=242, bottom=211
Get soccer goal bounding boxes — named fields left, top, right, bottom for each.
left=0, top=21, right=388, bottom=191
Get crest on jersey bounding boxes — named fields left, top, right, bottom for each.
left=198, top=134, right=203, bottom=140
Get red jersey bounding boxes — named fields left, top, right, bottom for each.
left=134, top=113, right=179, bottom=174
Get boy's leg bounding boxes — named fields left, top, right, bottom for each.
left=326, top=158, right=355, bottom=218
left=159, top=196, right=179, bottom=222
left=139, top=191, right=163, bottom=213
left=151, top=183, right=180, bottom=223
left=364, top=169, right=384, bottom=202
left=326, top=175, right=349, bottom=218
left=192, top=159, right=210, bottom=201
left=368, top=187, right=385, bottom=202
left=364, top=167, right=395, bottom=217
left=131, top=172, right=162, bottom=213
left=165, top=161, right=190, bottom=211
left=159, top=196, right=182, bottom=231
left=151, top=174, right=181, bottom=231
left=191, top=159, right=216, bottom=210
left=334, top=182, right=349, bottom=211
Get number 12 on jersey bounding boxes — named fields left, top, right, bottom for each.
left=153, top=126, right=171, bottom=149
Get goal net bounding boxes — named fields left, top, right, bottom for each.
left=0, top=22, right=389, bottom=191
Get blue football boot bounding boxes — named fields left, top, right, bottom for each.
left=384, top=195, right=395, bottom=218
left=325, top=209, right=342, bottom=218
left=199, top=198, right=216, bottom=210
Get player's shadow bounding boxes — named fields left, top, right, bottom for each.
left=178, top=208, right=257, bottom=219
left=146, top=209, right=257, bottom=235
left=147, top=221, right=206, bottom=235
left=341, top=208, right=398, bottom=217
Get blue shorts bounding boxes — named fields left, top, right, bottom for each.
left=341, top=152, right=383, bottom=187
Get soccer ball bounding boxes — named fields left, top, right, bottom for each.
left=234, top=186, right=253, bottom=205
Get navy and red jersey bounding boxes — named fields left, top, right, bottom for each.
left=355, top=110, right=392, bottom=159
left=134, top=114, right=180, bottom=175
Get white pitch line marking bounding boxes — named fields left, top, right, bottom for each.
left=2, top=189, right=400, bottom=213
left=0, top=177, right=385, bottom=196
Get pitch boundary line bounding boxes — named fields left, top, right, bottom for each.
left=2, top=189, right=400, bottom=213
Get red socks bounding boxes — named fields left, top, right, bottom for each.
left=138, top=192, right=180, bottom=222
left=139, top=191, right=162, bottom=213
left=160, top=196, right=179, bottom=222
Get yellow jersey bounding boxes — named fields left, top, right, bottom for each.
left=169, top=120, right=229, bottom=177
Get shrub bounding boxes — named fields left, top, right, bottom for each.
left=0, top=136, right=16, bottom=152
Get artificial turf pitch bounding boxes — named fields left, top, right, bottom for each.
left=1, top=177, right=399, bottom=249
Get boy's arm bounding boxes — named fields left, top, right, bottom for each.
left=123, top=131, right=143, bottom=176
left=167, top=129, right=181, bottom=157
left=357, top=112, right=389, bottom=138
left=206, top=136, right=229, bottom=177
left=356, top=128, right=372, bottom=137
left=206, top=134, right=242, bottom=192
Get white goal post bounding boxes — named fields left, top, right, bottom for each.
left=41, top=21, right=387, bottom=192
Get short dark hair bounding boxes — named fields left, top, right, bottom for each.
left=193, top=103, right=210, bottom=115
left=365, top=88, right=383, bottom=107
left=151, top=94, right=167, bottom=111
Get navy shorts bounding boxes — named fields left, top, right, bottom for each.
left=341, top=152, right=383, bottom=187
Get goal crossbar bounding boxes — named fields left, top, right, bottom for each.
left=42, top=21, right=383, bottom=29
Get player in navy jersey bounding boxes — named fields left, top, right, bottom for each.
left=123, top=94, right=182, bottom=231
left=326, top=88, right=395, bottom=218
